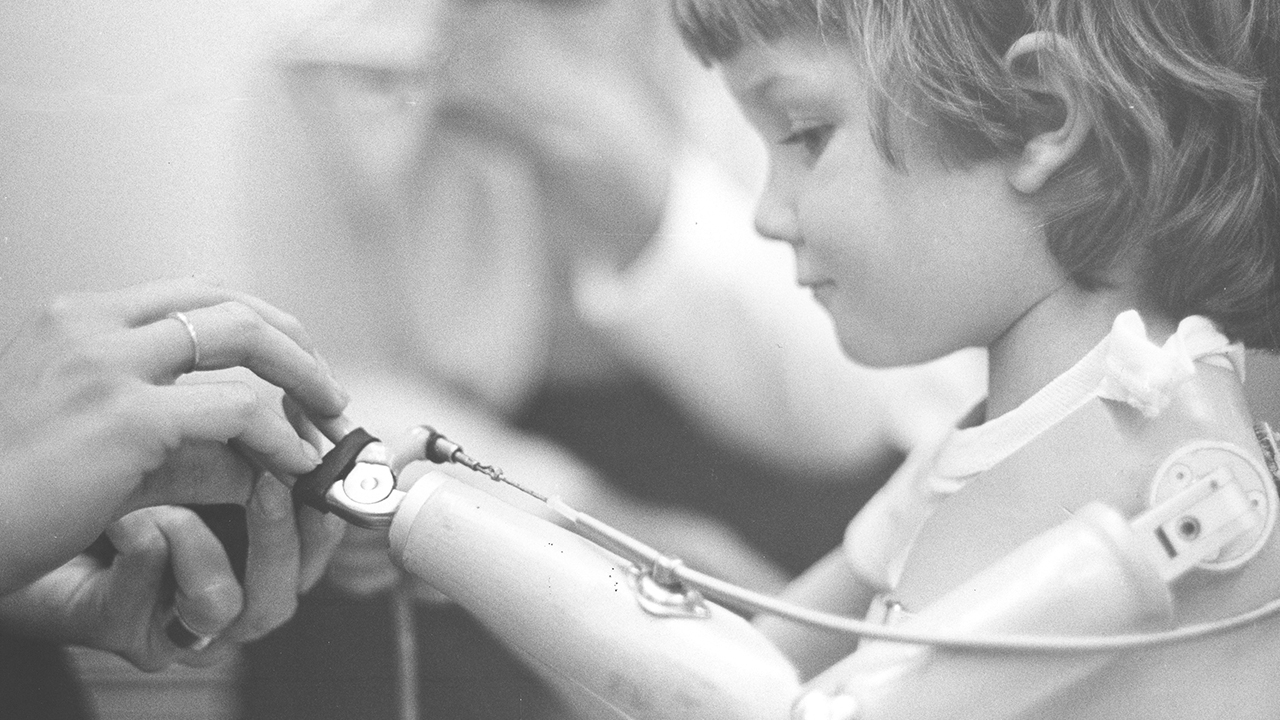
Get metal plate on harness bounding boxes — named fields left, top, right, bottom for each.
left=1149, top=441, right=1278, bottom=571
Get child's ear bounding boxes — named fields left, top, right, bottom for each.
left=1004, top=32, right=1093, bottom=195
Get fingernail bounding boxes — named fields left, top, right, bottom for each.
left=252, top=476, right=293, bottom=520
left=315, top=352, right=350, bottom=405
left=166, top=609, right=216, bottom=652
left=301, top=441, right=322, bottom=466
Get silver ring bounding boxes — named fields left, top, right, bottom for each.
left=167, top=311, right=200, bottom=373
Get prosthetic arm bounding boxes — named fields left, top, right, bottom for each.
left=295, top=421, right=1279, bottom=720
left=796, top=440, right=1275, bottom=720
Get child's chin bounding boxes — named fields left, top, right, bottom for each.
left=836, top=335, right=943, bottom=369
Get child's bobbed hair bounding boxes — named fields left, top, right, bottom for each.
left=673, top=0, right=1280, bottom=351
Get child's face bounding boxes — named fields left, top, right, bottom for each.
left=722, top=37, right=1067, bottom=367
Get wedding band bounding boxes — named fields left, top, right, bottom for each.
left=167, top=311, right=201, bottom=373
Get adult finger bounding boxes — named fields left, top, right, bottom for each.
left=131, top=302, right=346, bottom=417
left=280, top=395, right=346, bottom=591
left=220, top=476, right=301, bottom=643
left=132, top=440, right=259, bottom=512
left=96, top=277, right=321, bottom=356
left=107, top=507, right=242, bottom=658
left=162, top=509, right=244, bottom=644
left=297, top=504, right=348, bottom=592
left=100, top=511, right=173, bottom=670
left=282, top=393, right=330, bottom=453
left=57, top=317, right=205, bottom=385
left=129, top=381, right=322, bottom=482
left=56, top=296, right=348, bottom=421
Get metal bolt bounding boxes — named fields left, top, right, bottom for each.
left=342, top=462, right=396, bottom=505
left=1170, top=464, right=1193, bottom=487
left=1177, top=516, right=1201, bottom=540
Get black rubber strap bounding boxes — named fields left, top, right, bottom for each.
left=293, top=427, right=380, bottom=513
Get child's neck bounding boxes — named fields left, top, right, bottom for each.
left=984, top=284, right=1175, bottom=421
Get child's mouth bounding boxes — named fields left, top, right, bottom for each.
left=804, top=281, right=836, bottom=305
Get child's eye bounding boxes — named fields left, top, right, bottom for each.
left=780, top=124, right=833, bottom=159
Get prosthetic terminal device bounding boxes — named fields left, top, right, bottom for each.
left=295, top=418, right=1280, bottom=720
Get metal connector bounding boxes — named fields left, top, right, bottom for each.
left=1134, top=440, right=1277, bottom=579
left=325, top=456, right=406, bottom=529
left=294, top=426, right=406, bottom=528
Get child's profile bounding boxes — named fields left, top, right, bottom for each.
left=669, top=0, right=1280, bottom=714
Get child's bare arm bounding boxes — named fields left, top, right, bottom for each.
left=753, top=547, right=878, bottom=681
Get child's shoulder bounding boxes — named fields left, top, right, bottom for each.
left=924, top=369, right=1280, bottom=719
left=897, top=359, right=1263, bottom=607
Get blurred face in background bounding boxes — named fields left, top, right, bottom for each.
left=421, top=0, right=682, bottom=268
left=376, top=0, right=688, bottom=405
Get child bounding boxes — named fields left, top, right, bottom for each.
left=663, top=0, right=1280, bottom=716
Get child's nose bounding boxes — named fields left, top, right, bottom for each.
left=753, top=174, right=801, bottom=246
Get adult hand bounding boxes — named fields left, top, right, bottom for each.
left=0, top=277, right=349, bottom=593
left=0, top=490, right=337, bottom=670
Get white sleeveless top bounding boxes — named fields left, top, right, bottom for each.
left=844, top=311, right=1245, bottom=607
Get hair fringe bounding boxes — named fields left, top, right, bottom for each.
left=671, top=0, right=1280, bottom=348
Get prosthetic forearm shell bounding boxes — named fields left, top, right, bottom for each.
left=389, top=471, right=801, bottom=720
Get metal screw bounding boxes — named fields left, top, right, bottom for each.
left=1177, top=516, right=1201, bottom=540
left=1170, top=464, right=1193, bottom=486
left=342, top=462, right=396, bottom=505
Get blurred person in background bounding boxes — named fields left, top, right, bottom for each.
left=239, top=0, right=984, bottom=718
